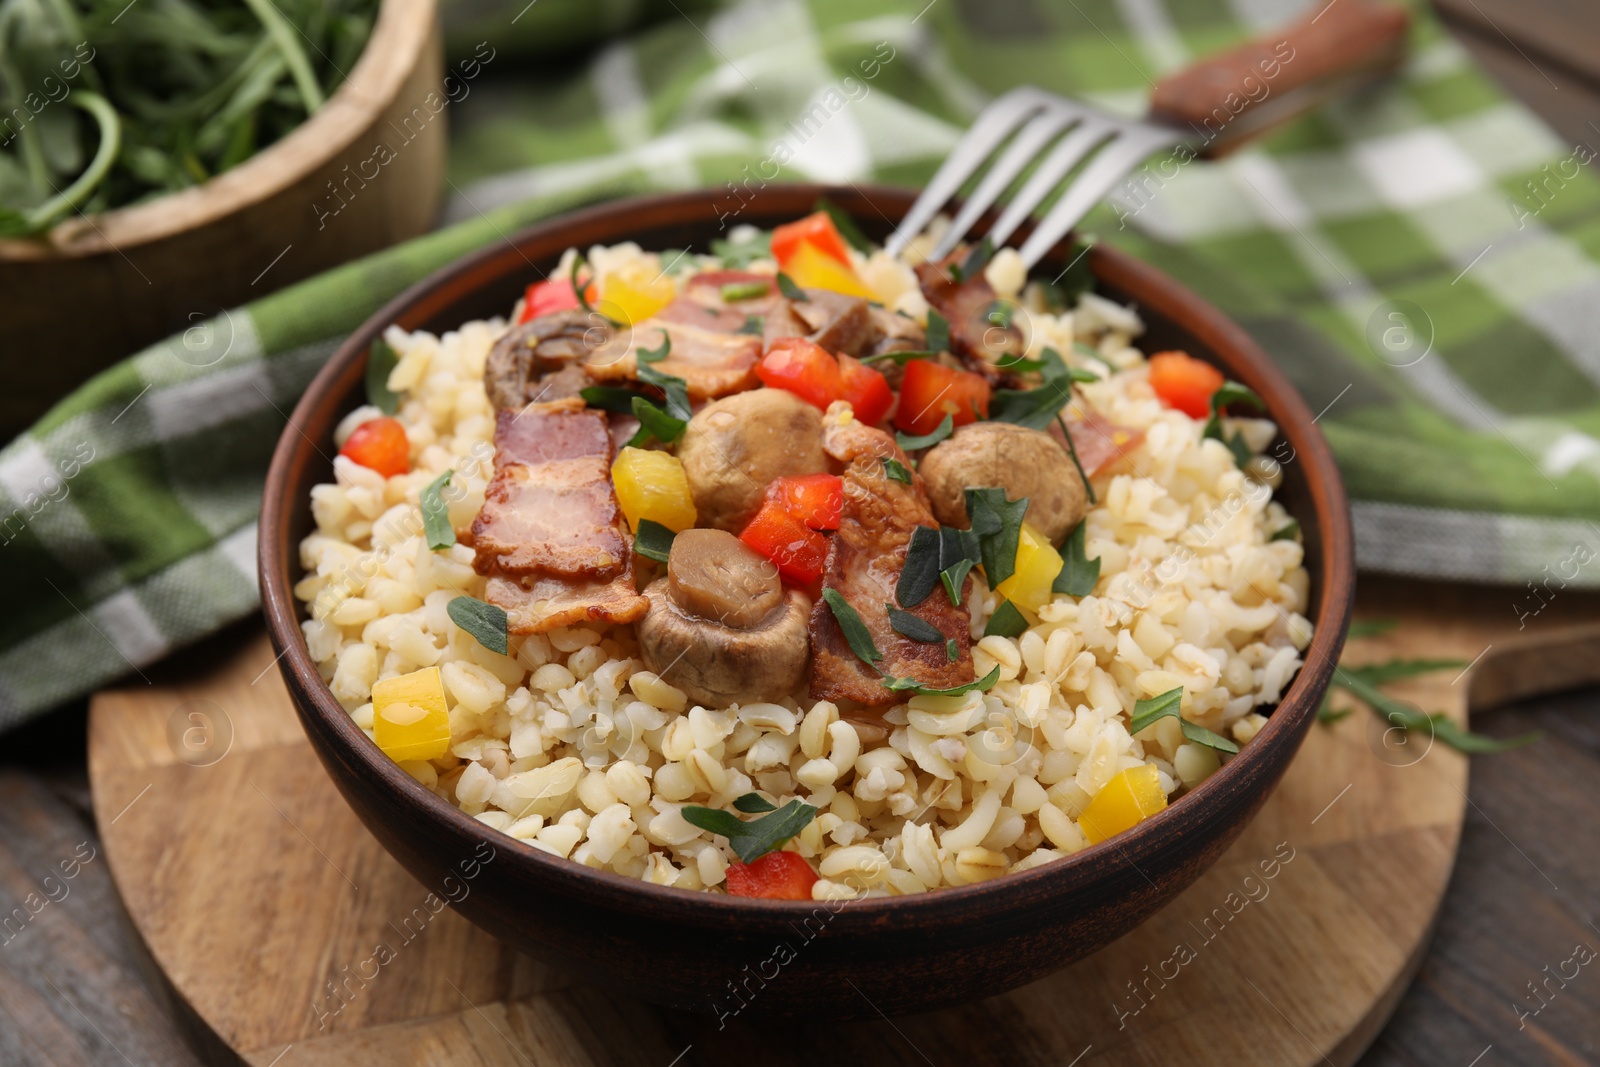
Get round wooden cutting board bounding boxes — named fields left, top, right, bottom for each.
left=85, top=577, right=1600, bottom=1067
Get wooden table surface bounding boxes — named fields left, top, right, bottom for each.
left=4, top=3, right=1600, bottom=1064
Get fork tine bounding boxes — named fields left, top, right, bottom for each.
left=984, top=119, right=1117, bottom=250
left=884, top=87, right=1053, bottom=259
left=1015, top=125, right=1185, bottom=269
left=927, top=101, right=1085, bottom=263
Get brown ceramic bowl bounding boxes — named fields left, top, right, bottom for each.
left=259, top=183, right=1354, bottom=1019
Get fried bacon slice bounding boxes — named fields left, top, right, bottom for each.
left=470, top=398, right=646, bottom=634
left=809, top=412, right=974, bottom=704
left=1052, top=408, right=1145, bottom=478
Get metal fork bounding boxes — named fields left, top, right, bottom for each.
left=886, top=0, right=1411, bottom=270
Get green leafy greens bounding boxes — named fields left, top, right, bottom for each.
left=633, top=519, right=675, bottom=563
left=680, top=795, right=819, bottom=864
left=447, top=596, right=508, bottom=656
left=365, top=338, right=400, bottom=415
left=1052, top=521, right=1100, bottom=597
left=1128, top=686, right=1239, bottom=754
left=421, top=470, right=454, bottom=551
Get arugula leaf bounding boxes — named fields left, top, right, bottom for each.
left=732, top=792, right=778, bottom=814
left=895, top=413, right=954, bottom=452
left=1129, top=686, right=1239, bottom=754
left=1270, top=519, right=1300, bottom=542
left=1052, top=521, right=1100, bottom=597
left=1203, top=379, right=1263, bottom=468
left=886, top=604, right=944, bottom=643
left=1347, top=618, right=1398, bottom=638
left=937, top=525, right=980, bottom=607
left=925, top=310, right=950, bottom=354
left=720, top=280, right=772, bottom=302
left=881, top=456, right=912, bottom=484
left=1332, top=671, right=1540, bottom=754
left=365, top=338, right=401, bottom=415
left=421, top=470, right=455, bottom=550
left=941, top=562, right=974, bottom=607
left=680, top=799, right=820, bottom=864
left=628, top=397, right=688, bottom=447
left=737, top=315, right=765, bottom=336
left=711, top=231, right=773, bottom=269
left=946, top=638, right=959, bottom=663
left=580, top=385, right=647, bottom=413
left=1074, top=341, right=1114, bottom=369
left=995, top=353, right=1045, bottom=374
left=1212, top=381, right=1264, bottom=414
left=990, top=347, right=1098, bottom=431
left=447, top=596, right=508, bottom=656
left=882, top=665, right=1001, bottom=697
left=822, top=589, right=882, bottom=665
left=776, top=272, right=808, bottom=301
left=636, top=352, right=691, bottom=422
left=1337, top=658, right=1465, bottom=686
left=634, top=519, right=676, bottom=563
left=1204, top=417, right=1254, bottom=468
left=984, top=600, right=1029, bottom=638
left=964, top=487, right=1029, bottom=588
left=896, top=526, right=943, bottom=609
left=814, top=197, right=873, bottom=253
left=637, top=330, right=671, bottom=365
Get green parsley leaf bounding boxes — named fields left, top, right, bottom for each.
left=882, top=665, right=1001, bottom=697
left=822, top=589, right=882, bottom=665
left=634, top=519, right=676, bottom=563
left=984, top=300, right=1015, bottom=330
left=946, top=638, right=959, bottom=663
left=960, top=238, right=995, bottom=281
left=861, top=348, right=938, bottom=366
left=964, top=487, right=1029, bottom=588
left=1074, top=341, right=1114, bottom=368
left=681, top=799, right=820, bottom=864
left=580, top=385, right=647, bottom=413
left=895, top=413, right=954, bottom=452
left=636, top=355, right=691, bottom=422
left=814, top=197, right=873, bottom=253
left=776, top=272, right=808, bottom=301
left=637, top=330, right=671, bottom=364
left=365, top=338, right=401, bottom=415
left=1056, top=236, right=1096, bottom=301
left=628, top=397, right=688, bottom=447
left=1331, top=671, right=1540, bottom=754
left=1056, top=412, right=1098, bottom=506
left=732, top=792, right=778, bottom=814
left=886, top=604, right=944, bottom=643
left=737, top=314, right=765, bottom=335
left=937, top=525, right=980, bottom=607
left=896, top=526, right=943, bottom=609
left=1052, top=521, right=1100, bottom=597
left=711, top=231, right=773, bottom=269
left=570, top=256, right=605, bottom=320
left=1317, top=698, right=1352, bottom=725
left=1338, top=658, right=1466, bottom=687
left=990, top=348, right=1098, bottom=431
left=720, top=280, right=772, bottom=302
left=926, top=310, right=950, bottom=354
left=1129, top=686, right=1239, bottom=754
left=941, top=562, right=974, bottom=607
left=1347, top=619, right=1398, bottom=638
left=1212, top=380, right=1264, bottom=414
left=447, top=596, right=508, bottom=656
left=1269, top=519, right=1300, bottom=542
left=421, top=470, right=455, bottom=550
left=983, top=600, right=1029, bottom=638
left=882, top=456, right=912, bottom=484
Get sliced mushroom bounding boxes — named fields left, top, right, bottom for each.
left=484, top=311, right=609, bottom=410
left=636, top=530, right=811, bottom=707
left=919, top=421, right=1088, bottom=543
left=677, top=388, right=828, bottom=532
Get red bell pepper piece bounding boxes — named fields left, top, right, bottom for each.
left=339, top=417, right=409, bottom=478
left=1148, top=351, right=1225, bottom=420
left=893, top=359, right=991, bottom=437
left=837, top=353, right=893, bottom=426
left=725, top=850, right=819, bottom=900
left=766, top=473, right=843, bottom=531
left=771, top=211, right=854, bottom=270
left=516, top=278, right=596, bottom=324
left=739, top=500, right=830, bottom=585
left=756, top=339, right=892, bottom=425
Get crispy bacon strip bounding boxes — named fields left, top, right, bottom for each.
left=470, top=399, right=646, bottom=634
left=809, top=414, right=974, bottom=704
left=584, top=311, right=761, bottom=399
left=1052, top=408, right=1146, bottom=478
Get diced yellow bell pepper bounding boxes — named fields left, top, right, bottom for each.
left=780, top=240, right=876, bottom=299
left=611, top=447, right=697, bottom=533
left=596, top=264, right=676, bottom=327
left=992, top=521, right=1064, bottom=613
left=372, top=666, right=451, bottom=763
left=1079, top=764, right=1168, bottom=845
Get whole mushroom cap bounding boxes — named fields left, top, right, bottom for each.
left=918, top=421, right=1088, bottom=542
left=677, top=388, right=828, bottom=532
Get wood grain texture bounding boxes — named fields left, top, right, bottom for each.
left=85, top=569, right=1581, bottom=1067
left=0, top=0, right=445, bottom=442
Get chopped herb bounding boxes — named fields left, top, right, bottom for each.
left=421, top=470, right=455, bottom=551
left=937, top=525, right=980, bottom=607
left=881, top=456, right=912, bottom=484
left=995, top=353, right=1045, bottom=374
left=887, top=604, right=944, bottom=643
left=1347, top=619, right=1398, bottom=638
left=732, top=792, right=778, bottom=814
left=926, top=310, right=950, bottom=354
left=814, top=197, right=874, bottom=253
left=984, top=600, right=1029, bottom=638
left=990, top=348, right=1098, bottom=431
left=365, top=338, right=401, bottom=415
left=1057, top=236, right=1097, bottom=301
left=1204, top=417, right=1255, bottom=468
left=822, top=589, right=882, bottom=665
left=1338, top=658, right=1467, bottom=687
left=960, top=238, right=995, bottom=281
left=964, top=487, right=1029, bottom=588
left=1128, top=686, right=1239, bottom=754
left=1212, top=380, right=1265, bottom=414
left=941, top=561, right=974, bottom=607
left=720, top=280, right=772, bottom=302
left=776, top=272, right=808, bottom=301
left=635, top=338, right=692, bottom=422
left=895, top=413, right=954, bottom=452
left=637, top=331, right=671, bottom=365
left=1333, top=670, right=1539, bottom=754
left=658, top=250, right=695, bottom=275
left=1317, top=699, right=1352, bottom=725
left=946, top=638, right=959, bottom=662
left=882, top=665, right=1001, bottom=697
left=711, top=231, right=773, bottom=269
left=447, top=596, right=508, bottom=656
left=1052, top=521, right=1100, bottom=597
left=680, top=798, right=819, bottom=864
left=1203, top=379, right=1263, bottom=468
left=634, top=519, right=676, bottom=563
left=1056, top=412, right=1098, bottom=506
left=984, top=300, right=1015, bottom=330
left=580, top=385, right=648, bottom=413
left=896, top=526, right=943, bottom=609
left=570, top=256, right=605, bottom=320
left=861, top=348, right=938, bottom=366
left=628, top=397, right=688, bottom=447
left=1074, top=341, right=1114, bottom=369
left=737, top=314, right=765, bottom=335
left=1269, top=519, right=1300, bottom=542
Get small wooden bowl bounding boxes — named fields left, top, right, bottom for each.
left=0, top=0, right=444, bottom=441
left=259, top=184, right=1355, bottom=1019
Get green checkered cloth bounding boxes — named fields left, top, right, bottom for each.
left=5, top=0, right=1598, bottom=725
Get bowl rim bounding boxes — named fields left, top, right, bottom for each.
left=0, top=0, right=437, bottom=261
left=259, top=183, right=1354, bottom=924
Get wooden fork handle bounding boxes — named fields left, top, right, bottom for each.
left=1148, top=0, right=1410, bottom=157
